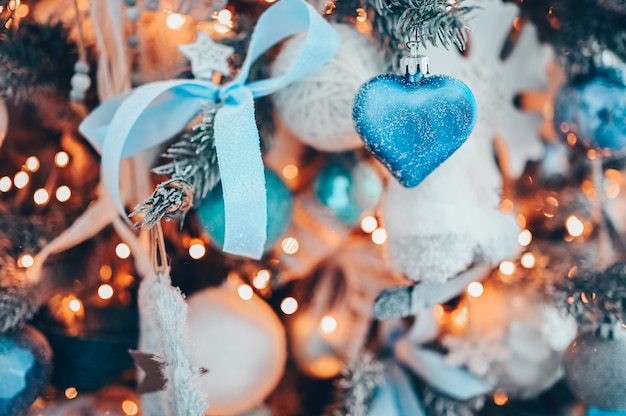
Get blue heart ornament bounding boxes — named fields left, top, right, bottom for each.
left=353, top=73, right=476, bottom=187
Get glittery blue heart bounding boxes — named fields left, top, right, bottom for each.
left=353, top=73, right=477, bottom=187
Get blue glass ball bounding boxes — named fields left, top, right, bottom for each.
left=197, top=168, right=293, bottom=253
left=0, top=325, right=52, bottom=416
left=314, top=155, right=382, bottom=226
left=353, top=73, right=476, bottom=188
left=554, top=69, right=626, bottom=151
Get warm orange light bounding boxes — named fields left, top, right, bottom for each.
left=499, top=199, right=514, bottom=213
left=282, top=164, right=299, bottom=180
left=54, top=151, right=70, bottom=168
left=25, top=156, right=40, bottom=172
left=33, top=188, right=49, bottom=205
left=98, top=284, right=114, bottom=300
left=0, top=176, right=11, bottom=192
left=281, top=237, right=299, bottom=254
left=166, top=12, right=186, bottom=30
left=433, top=304, right=445, bottom=321
left=451, top=306, right=468, bottom=328
left=13, top=171, right=29, bottom=189
left=499, top=260, right=515, bottom=276
left=320, top=315, right=337, bottom=334
left=494, top=389, right=508, bottom=406
left=15, top=3, right=28, bottom=18
left=100, top=265, right=113, bottom=281
left=520, top=252, right=536, bottom=268
left=371, top=228, right=387, bottom=245
left=356, top=7, right=366, bottom=22
left=115, top=243, right=131, bottom=259
left=64, top=387, right=78, bottom=400
left=189, top=242, right=206, bottom=259
left=466, top=281, right=484, bottom=298
left=68, top=298, right=82, bottom=313
left=518, top=229, right=532, bottom=246
left=360, top=216, right=378, bottom=233
left=17, top=254, right=34, bottom=268
left=55, top=185, right=71, bottom=202
left=122, top=399, right=139, bottom=415
left=253, top=269, right=271, bottom=289
left=565, top=215, right=584, bottom=237
left=237, top=284, right=253, bottom=300
left=280, top=297, right=298, bottom=315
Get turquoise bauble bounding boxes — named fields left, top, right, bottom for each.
left=314, top=155, right=382, bottom=227
left=0, top=325, right=52, bottom=416
left=197, top=168, right=293, bottom=253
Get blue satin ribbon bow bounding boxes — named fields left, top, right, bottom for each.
left=79, top=0, right=340, bottom=259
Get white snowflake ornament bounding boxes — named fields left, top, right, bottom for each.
left=424, top=0, right=552, bottom=178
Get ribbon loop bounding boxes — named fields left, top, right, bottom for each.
left=79, top=0, right=339, bottom=259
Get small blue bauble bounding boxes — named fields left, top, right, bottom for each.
left=197, top=168, right=293, bottom=253
left=314, top=155, right=382, bottom=227
left=353, top=73, right=476, bottom=188
left=0, top=325, right=52, bottom=416
left=554, top=69, right=626, bottom=151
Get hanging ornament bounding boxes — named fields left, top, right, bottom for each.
left=186, top=284, right=287, bottom=415
left=0, top=98, right=7, bottom=149
left=352, top=46, right=477, bottom=188
left=196, top=168, right=293, bottom=254
left=272, top=23, right=385, bottom=152
left=0, top=325, right=53, bottom=415
left=314, top=154, right=382, bottom=227
left=564, top=323, right=626, bottom=411
left=554, top=68, right=626, bottom=152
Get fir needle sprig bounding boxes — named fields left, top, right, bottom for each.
left=152, top=105, right=220, bottom=206
left=131, top=179, right=194, bottom=229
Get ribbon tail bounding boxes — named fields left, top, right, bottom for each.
left=214, top=89, right=267, bottom=259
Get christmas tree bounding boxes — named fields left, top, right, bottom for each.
left=1, top=0, right=626, bottom=415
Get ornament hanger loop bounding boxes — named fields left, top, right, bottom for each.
left=151, top=223, right=169, bottom=276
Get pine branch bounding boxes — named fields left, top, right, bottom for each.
left=370, top=0, right=476, bottom=52
left=152, top=106, right=220, bottom=206
left=131, top=179, right=194, bottom=229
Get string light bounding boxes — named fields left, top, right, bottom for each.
left=281, top=237, right=299, bottom=254
left=122, top=400, right=139, bottom=415
left=253, top=269, right=271, bottom=289
left=451, top=306, right=468, bottom=328
left=320, top=315, right=337, bottom=334
left=0, top=176, right=11, bottom=192
left=518, top=229, right=532, bottom=246
left=98, top=284, right=114, bottom=300
left=64, top=387, right=78, bottom=400
left=54, top=151, right=70, bottom=168
left=166, top=12, right=186, bottom=30
left=115, top=243, right=131, bottom=259
left=355, top=7, right=366, bottom=22
left=188, top=241, right=206, bottom=259
left=282, top=164, right=299, bottom=180
left=565, top=215, right=584, bottom=237
left=13, top=171, right=29, bottom=189
left=499, top=198, right=514, bottom=213
left=371, top=227, right=387, bottom=245
left=56, top=185, right=71, bottom=202
left=493, top=389, right=509, bottom=406
left=213, top=9, right=233, bottom=33
left=237, top=284, right=253, bottom=300
left=499, top=260, right=515, bottom=276
left=17, top=254, right=34, bottom=268
left=68, top=298, right=82, bottom=313
left=280, top=297, right=298, bottom=314
left=520, top=252, right=536, bottom=268
left=466, top=281, right=484, bottom=298
left=25, top=156, right=40, bottom=172
left=99, top=265, right=113, bottom=281
left=360, top=216, right=378, bottom=233
left=33, top=188, right=49, bottom=205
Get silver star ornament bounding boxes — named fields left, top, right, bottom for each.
left=179, top=32, right=234, bottom=79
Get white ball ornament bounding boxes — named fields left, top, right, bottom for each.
left=186, top=285, right=287, bottom=415
left=271, top=23, right=385, bottom=152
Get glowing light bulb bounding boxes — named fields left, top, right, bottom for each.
left=0, top=176, right=11, bottom=192
left=493, top=390, right=508, bottom=406
left=499, top=260, right=515, bottom=276
left=69, top=298, right=82, bottom=312
left=13, top=171, right=29, bottom=189
left=253, top=269, right=271, bottom=289
left=237, top=284, right=253, bottom=300
left=18, top=254, right=34, bottom=268
left=166, top=12, right=186, bottom=30
left=100, top=265, right=113, bottom=281
left=25, top=156, right=40, bottom=172
left=54, top=151, right=70, bottom=168
left=115, top=243, right=131, bottom=259
left=518, top=229, right=532, bottom=246
left=33, top=188, right=49, bottom=205
left=98, top=284, right=114, bottom=300
left=520, top=252, right=536, bottom=268
left=216, top=9, right=232, bottom=26
left=280, top=297, right=298, bottom=314
left=56, top=185, right=71, bottom=202
left=282, top=164, right=299, bottom=180
left=122, top=400, right=139, bottom=415
left=281, top=237, right=299, bottom=254
left=320, top=315, right=337, bottom=334
left=188, top=242, right=206, bottom=259
left=467, top=281, right=484, bottom=298
left=360, top=216, right=378, bottom=233
left=64, top=387, right=78, bottom=400
left=566, top=215, right=584, bottom=237
left=371, top=228, right=387, bottom=245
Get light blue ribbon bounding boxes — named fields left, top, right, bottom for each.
left=79, top=0, right=340, bottom=259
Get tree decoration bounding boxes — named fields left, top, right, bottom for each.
left=151, top=106, right=220, bottom=207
